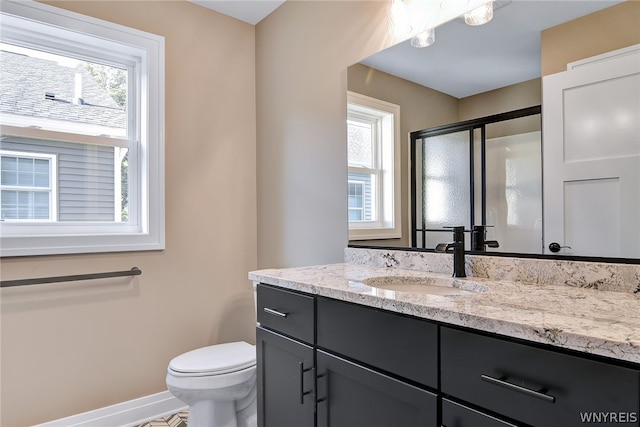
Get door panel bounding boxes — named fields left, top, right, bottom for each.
left=543, top=46, right=640, bottom=257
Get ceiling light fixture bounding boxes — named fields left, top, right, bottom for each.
left=464, top=1, right=494, bottom=26
left=388, top=0, right=499, bottom=48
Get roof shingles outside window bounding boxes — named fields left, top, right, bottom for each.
left=0, top=50, right=126, bottom=130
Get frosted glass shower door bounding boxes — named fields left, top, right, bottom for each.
left=415, top=130, right=471, bottom=248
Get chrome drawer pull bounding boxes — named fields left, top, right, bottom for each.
left=481, top=374, right=556, bottom=403
left=263, top=307, right=288, bottom=318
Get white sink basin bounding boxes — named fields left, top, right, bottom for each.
left=361, top=275, right=489, bottom=296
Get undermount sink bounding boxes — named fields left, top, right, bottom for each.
left=361, top=275, right=489, bottom=296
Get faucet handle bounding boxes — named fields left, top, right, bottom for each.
left=472, top=225, right=494, bottom=230
left=443, top=226, right=466, bottom=241
left=471, top=225, right=499, bottom=251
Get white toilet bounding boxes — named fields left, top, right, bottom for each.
left=166, top=341, right=257, bottom=427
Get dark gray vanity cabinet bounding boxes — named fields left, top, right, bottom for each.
left=316, top=297, right=439, bottom=427
left=256, top=283, right=640, bottom=427
left=441, top=327, right=640, bottom=427
left=256, top=284, right=315, bottom=427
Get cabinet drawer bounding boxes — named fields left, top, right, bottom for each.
left=441, top=327, right=640, bottom=427
left=317, top=297, right=438, bottom=388
left=256, top=284, right=314, bottom=345
left=442, top=399, right=517, bottom=427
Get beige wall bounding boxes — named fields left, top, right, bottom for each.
left=347, top=63, right=459, bottom=247
left=0, top=1, right=257, bottom=426
left=459, top=78, right=542, bottom=139
left=542, top=1, right=640, bottom=76
left=256, top=1, right=393, bottom=267
left=458, top=78, right=541, bottom=121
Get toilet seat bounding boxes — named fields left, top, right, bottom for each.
left=168, top=341, right=256, bottom=377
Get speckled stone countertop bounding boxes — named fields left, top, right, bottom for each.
left=249, top=263, right=640, bottom=365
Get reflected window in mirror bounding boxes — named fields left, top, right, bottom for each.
left=347, top=92, right=401, bottom=240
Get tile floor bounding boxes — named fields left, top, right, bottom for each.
left=136, top=411, right=188, bottom=427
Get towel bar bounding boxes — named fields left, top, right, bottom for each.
left=0, top=267, right=142, bottom=288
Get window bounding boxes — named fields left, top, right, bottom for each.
left=1, top=151, right=57, bottom=221
left=348, top=180, right=366, bottom=221
left=0, top=0, right=164, bottom=256
left=347, top=92, right=401, bottom=240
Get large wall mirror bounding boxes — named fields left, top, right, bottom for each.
left=347, top=0, right=640, bottom=262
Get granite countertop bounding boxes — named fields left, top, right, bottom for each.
left=249, top=263, right=640, bottom=365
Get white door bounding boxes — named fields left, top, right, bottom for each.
left=542, top=45, right=640, bottom=257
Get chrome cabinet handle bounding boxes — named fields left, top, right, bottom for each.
left=263, top=307, right=288, bottom=318
left=299, top=362, right=313, bottom=404
left=481, top=374, right=556, bottom=403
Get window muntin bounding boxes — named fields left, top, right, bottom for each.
left=0, top=0, right=164, bottom=256
left=347, top=92, right=401, bottom=240
left=1, top=151, right=56, bottom=220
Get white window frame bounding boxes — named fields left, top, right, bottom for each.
left=0, top=150, right=58, bottom=222
left=347, top=92, right=401, bottom=240
left=0, top=0, right=165, bottom=257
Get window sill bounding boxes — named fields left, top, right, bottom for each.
left=349, top=227, right=401, bottom=241
left=0, top=232, right=164, bottom=257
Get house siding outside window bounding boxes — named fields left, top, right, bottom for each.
left=1, top=137, right=116, bottom=221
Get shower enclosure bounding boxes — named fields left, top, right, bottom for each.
left=410, top=106, right=542, bottom=253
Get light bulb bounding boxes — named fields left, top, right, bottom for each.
left=411, top=28, right=435, bottom=48
left=464, top=1, right=494, bottom=26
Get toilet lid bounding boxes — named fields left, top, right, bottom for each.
left=169, top=341, right=256, bottom=376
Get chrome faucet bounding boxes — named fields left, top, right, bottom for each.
left=435, top=226, right=466, bottom=278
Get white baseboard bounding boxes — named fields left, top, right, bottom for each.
left=33, top=391, right=187, bottom=427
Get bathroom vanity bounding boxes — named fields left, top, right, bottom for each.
left=250, top=249, right=640, bottom=427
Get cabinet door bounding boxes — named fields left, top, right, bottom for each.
left=256, top=327, right=314, bottom=427
left=442, top=399, right=518, bottom=427
left=317, top=350, right=437, bottom=427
